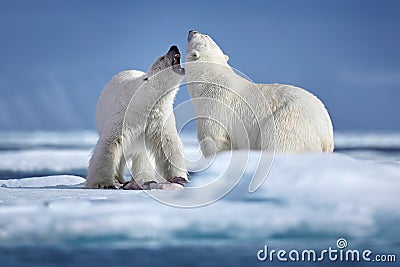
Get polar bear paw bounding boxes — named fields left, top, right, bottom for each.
left=88, top=183, right=117, bottom=189
left=102, top=184, right=118, bottom=189
left=167, top=176, right=189, bottom=186
left=120, top=179, right=185, bottom=190
left=120, top=180, right=157, bottom=190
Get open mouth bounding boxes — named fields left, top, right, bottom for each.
left=171, top=53, right=185, bottom=75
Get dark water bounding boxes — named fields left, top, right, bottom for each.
left=1, top=243, right=398, bottom=267
left=334, top=147, right=400, bottom=154
left=0, top=169, right=88, bottom=180
left=0, top=144, right=93, bottom=152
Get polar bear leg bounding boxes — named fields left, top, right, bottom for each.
left=86, top=137, right=122, bottom=189
left=152, top=123, right=188, bottom=182
left=114, top=155, right=126, bottom=184
left=196, top=118, right=232, bottom=156
left=198, top=135, right=231, bottom=157
left=129, top=151, right=156, bottom=184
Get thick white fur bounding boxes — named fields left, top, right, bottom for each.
left=86, top=54, right=187, bottom=189
left=185, top=31, right=334, bottom=155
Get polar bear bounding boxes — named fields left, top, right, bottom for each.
left=86, top=45, right=188, bottom=189
left=185, top=30, right=334, bottom=155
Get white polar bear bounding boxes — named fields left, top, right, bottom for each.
left=185, top=30, right=334, bottom=155
left=86, top=46, right=188, bottom=189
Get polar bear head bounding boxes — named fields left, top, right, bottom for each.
left=146, top=45, right=185, bottom=85
left=186, top=30, right=229, bottom=64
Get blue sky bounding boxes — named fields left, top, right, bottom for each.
left=0, top=0, right=399, bottom=131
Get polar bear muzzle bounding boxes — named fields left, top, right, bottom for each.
left=168, top=45, right=185, bottom=75
left=187, top=30, right=199, bottom=42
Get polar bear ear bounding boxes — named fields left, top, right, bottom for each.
left=191, top=50, right=200, bottom=60
left=224, top=54, right=229, bottom=62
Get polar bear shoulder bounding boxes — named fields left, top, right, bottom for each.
left=96, top=70, right=146, bottom=134
left=109, top=70, right=146, bottom=84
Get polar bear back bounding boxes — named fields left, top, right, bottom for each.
left=257, top=83, right=334, bottom=152
left=96, top=70, right=146, bottom=134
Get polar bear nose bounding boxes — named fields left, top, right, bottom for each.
left=168, top=45, right=179, bottom=53
left=188, top=30, right=199, bottom=42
